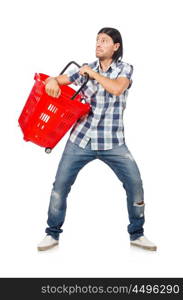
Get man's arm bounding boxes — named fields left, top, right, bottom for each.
left=79, top=65, right=130, bottom=96
left=91, top=72, right=130, bottom=96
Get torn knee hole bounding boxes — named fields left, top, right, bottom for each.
left=134, top=201, right=144, bottom=206
left=133, top=201, right=145, bottom=218
left=137, top=201, right=144, bottom=205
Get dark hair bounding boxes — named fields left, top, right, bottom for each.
left=98, top=27, right=123, bottom=61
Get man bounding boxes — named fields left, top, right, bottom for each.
left=37, top=27, right=157, bottom=251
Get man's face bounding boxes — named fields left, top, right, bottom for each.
left=96, top=33, right=120, bottom=60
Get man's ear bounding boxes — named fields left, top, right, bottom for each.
left=114, top=43, right=120, bottom=52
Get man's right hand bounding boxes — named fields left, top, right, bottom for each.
left=45, top=77, right=61, bottom=98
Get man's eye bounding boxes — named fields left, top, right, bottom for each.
left=96, top=39, right=107, bottom=43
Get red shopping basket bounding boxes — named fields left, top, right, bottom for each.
left=18, top=61, right=91, bottom=153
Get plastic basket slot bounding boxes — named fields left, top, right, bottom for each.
left=48, top=104, right=53, bottom=111
left=39, top=113, right=50, bottom=123
left=36, top=121, right=45, bottom=130
left=45, top=115, right=50, bottom=122
left=53, top=106, right=58, bottom=113
left=47, top=104, right=58, bottom=114
left=39, top=113, right=43, bottom=119
left=42, top=114, right=46, bottom=121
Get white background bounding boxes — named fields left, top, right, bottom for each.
left=0, top=0, right=183, bottom=277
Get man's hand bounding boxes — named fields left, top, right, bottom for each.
left=45, top=77, right=61, bottom=98
left=79, top=65, right=96, bottom=79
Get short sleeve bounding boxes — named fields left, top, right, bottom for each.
left=118, top=63, right=133, bottom=80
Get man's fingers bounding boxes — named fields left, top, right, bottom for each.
left=45, top=87, right=50, bottom=96
left=53, top=91, right=58, bottom=98
left=56, top=89, right=61, bottom=98
left=53, top=88, right=60, bottom=98
left=50, top=89, right=54, bottom=97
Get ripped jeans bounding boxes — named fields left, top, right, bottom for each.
left=45, top=139, right=145, bottom=241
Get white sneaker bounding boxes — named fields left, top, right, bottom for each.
left=37, top=235, right=59, bottom=251
left=130, top=235, right=157, bottom=251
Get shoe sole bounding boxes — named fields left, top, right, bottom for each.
left=130, top=243, right=157, bottom=251
left=37, top=242, right=59, bottom=251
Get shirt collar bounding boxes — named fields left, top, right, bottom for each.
left=93, top=59, right=119, bottom=72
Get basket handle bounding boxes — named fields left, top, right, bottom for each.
left=59, top=61, right=81, bottom=75
left=59, top=61, right=89, bottom=100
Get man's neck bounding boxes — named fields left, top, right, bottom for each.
left=99, top=58, right=113, bottom=72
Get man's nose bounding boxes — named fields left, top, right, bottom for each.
left=96, top=40, right=101, bottom=46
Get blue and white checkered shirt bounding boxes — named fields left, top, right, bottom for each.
left=66, top=59, right=133, bottom=150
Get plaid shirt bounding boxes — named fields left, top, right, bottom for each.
left=66, top=59, right=133, bottom=150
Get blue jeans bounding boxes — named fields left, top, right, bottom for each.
left=45, top=139, right=145, bottom=241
